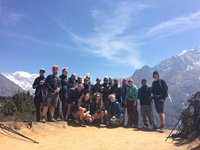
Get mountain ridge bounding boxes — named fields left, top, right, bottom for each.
left=0, top=74, right=25, bottom=97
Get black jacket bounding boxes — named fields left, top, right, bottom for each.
left=69, top=88, right=83, bottom=103
left=45, top=74, right=61, bottom=93
left=59, top=74, right=68, bottom=97
left=32, top=76, right=46, bottom=97
left=68, top=77, right=78, bottom=90
left=92, top=83, right=102, bottom=94
left=102, top=83, right=110, bottom=100
left=80, top=99, right=91, bottom=112
left=152, top=79, right=168, bottom=99
left=138, top=85, right=152, bottom=105
left=110, top=85, right=122, bottom=103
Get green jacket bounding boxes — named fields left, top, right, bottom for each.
left=126, top=85, right=138, bottom=101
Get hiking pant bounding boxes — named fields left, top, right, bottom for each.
left=141, top=104, right=155, bottom=126
left=127, top=101, right=138, bottom=126
left=34, top=95, right=43, bottom=122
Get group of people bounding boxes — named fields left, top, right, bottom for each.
left=32, top=65, right=168, bottom=130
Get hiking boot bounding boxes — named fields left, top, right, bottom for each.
left=65, top=115, right=69, bottom=121
left=80, top=120, right=86, bottom=127
left=133, top=124, right=139, bottom=129
left=50, top=116, right=56, bottom=122
left=41, top=117, right=46, bottom=123
left=143, top=124, right=149, bottom=129
left=56, top=117, right=62, bottom=121
left=152, top=123, right=158, bottom=130
left=160, top=124, right=166, bottom=131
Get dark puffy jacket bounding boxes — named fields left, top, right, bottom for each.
left=138, top=85, right=152, bottom=105
left=110, top=85, right=122, bottom=103
left=45, top=74, right=61, bottom=93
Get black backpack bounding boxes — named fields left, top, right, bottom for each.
left=159, top=80, right=169, bottom=98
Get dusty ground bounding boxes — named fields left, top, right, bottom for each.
left=0, top=122, right=199, bottom=150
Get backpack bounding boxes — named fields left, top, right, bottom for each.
left=159, top=80, right=172, bottom=102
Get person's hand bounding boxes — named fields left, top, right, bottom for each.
left=39, top=80, right=45, bottom=86
left=54, top=88, right=60, bottom=94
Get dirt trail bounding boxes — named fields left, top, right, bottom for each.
left=0, top=122, right=199, bottom=150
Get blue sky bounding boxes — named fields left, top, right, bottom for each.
left=0, top=0, right=200, bottom=78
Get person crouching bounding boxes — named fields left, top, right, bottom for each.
left=106, top=94, right=121, bottom=126
left=90, top=92, right=107, bottom=125
left=72, top=90, right=92, bottom=126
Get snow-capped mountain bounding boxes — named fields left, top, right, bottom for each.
left=132, top=47, right=200, bottom=127
left=1, top=71, right=38, bottom=94
left=0, top=74, right=25, bottom=96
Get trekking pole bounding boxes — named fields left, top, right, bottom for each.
left=172, top=121, right=183, bottom=142
left=0, top=123, right=39, bottom=144
left=165, top=103, right=192, bottom=142
left=165, top=118, right=182, bottom=142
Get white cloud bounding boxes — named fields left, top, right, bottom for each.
left=145, top=11, right=200, bottom=39
left=56, top=1, right=150, bottom=68
left=0, top=1, right=25, bottom=26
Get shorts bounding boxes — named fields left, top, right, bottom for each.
left=154, top=99, right=165, bottom=113
left=44, top=93, right=59, bottom=107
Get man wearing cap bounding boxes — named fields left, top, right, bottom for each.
left=59, top=68, right=69, bottom=120
left=32, top=69, right=46, bottom=122
left=41, top=65, right=61, bottom=122
left=152, top=71, right=168, bottom=130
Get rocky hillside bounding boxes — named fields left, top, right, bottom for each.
left=132, top=48, right=200, bottom=126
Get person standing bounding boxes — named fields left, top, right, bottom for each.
left=68, top=73, right=78, bottom=89
left=102, top=76, right=111, bottom=109
left=109, top=77, right=113, bottom=88
left=32, top=69, right=46, bottom=122
left=59, top=68, right=69, bottom=120
left=77, top=76, right=83, bottom=84
left=125, top=79, right=138, bottom=128
left=121, top=79, right=128, bottom=126
left=92, top=77, right=102, bottom=94
left=41, top=65, right=61, bottom=123
left=138, top=79, right=156, bottom=129
left=110, top=79, right=122, bottom=103
left=83, top=77, right=91, bottom=93
left=121, top=79, right=128, bottom=104
left=152, top=71, right=168, bottom=130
